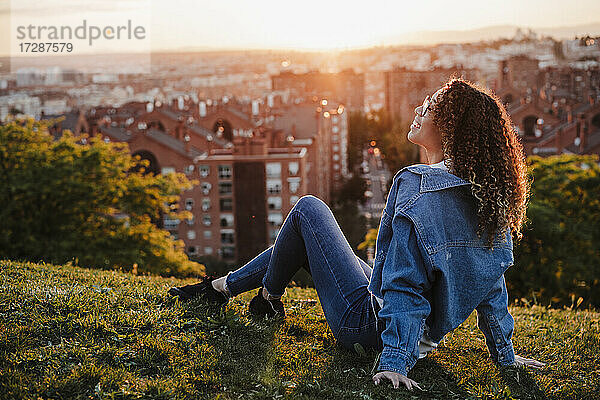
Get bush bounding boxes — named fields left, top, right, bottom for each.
left=508, top=154, right=600, bottom=308
left=0, top=119, right=204, bottom=277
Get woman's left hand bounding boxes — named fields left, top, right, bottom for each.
left=513, top=354, right=546, bottom=369
left=372, top=371, right=422, bottom=390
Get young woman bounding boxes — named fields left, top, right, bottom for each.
left=169, top=78, right=546, bottom=391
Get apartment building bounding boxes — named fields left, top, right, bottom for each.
left=86, top=101, right=312, bottom=264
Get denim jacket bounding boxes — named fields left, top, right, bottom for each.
left=367, top=164, right=516, bottom=375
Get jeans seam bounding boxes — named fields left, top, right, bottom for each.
left=338, top=320, right=377, bottom=332
left=293, top=208, right=353, bottom=312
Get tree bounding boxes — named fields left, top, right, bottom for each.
left=348, top=109, right=419, bottom=175
left=380, top=119, right=420, bottom=174
left=333, top=175, right=367, bottom=206
left=348, top=111, right=371, bottom=171
left=508, top=154, right=600, bottom=307
left=331, top=200, right=369, bottom=261
left=358, top=228, right=377, bottom=252
left=0, top=119, right=204, bottom=277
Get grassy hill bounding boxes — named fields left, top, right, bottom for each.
left=1, top=260, right=599, bottom=399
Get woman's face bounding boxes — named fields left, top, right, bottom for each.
left=408, top=88, right=444, bottom=150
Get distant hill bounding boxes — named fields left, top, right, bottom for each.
left=384, top=22, right=600, bottom=46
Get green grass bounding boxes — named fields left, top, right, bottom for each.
left=1, top=260, right=599, bottom=399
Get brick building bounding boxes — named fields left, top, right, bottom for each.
left=494, top=57, right=600, bottom=157
left=384, top=65, right=479, bottom=124
left=87, top=101, right=311, bottom=265
left=507, top=95, right=600, bottom=156
left=270, top=99, right=350, bottom=202
left=271, top=69, right=364, bottom=111
left=496, top=55, right=541, bottom=103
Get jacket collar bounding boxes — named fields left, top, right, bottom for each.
left=404, top=164, right=471, bottom=193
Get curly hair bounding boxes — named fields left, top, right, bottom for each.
left=430, top=78, right=529, bottom=247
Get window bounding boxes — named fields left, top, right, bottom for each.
left=171, top=232, right=179, bottom=240
left=290, top=195, right=299, bottom=205
left=288, top=161, right=299, bottom=176
left=218, top=165, right=232, bottom=179
left=266, top=162, right=281, bottom=178
left=204, top=230, right=212, bottom=239
left=288, top=177, right=301, bottom=194
left=220, top=214, right=234, bottom=227
left=162, top=167, right=175, bottom=175
left=199, top=165, right=210, bottom=177
left=219, top=182, right=232, bottom=195
left=332, top=135, right=339, bottom=143
left=222, top=246, right=235, bottom=259
left=332, top=126, right=339, bottom=133
left=268, top=212, right=283, bottom=227
left=220, top=198, right=233, bottom=211
left=333, top=154, right=340, bottom=161
left=333, top=163, right=340, bottom=170
left=188, top=246, right=198, bottom=255
left=201, top=182, right=212, bottom=195
left=267, top=179, right=282, bottom=194
left=186, top=216, right=195, bottom=226
left=332, top=116, right=338, bottom=124
left=187, top=230, right=196, bottom=240
left=268, top=196, right=282, bottom=210
left=201, top=198, right=210, bottom=211
left=202, top=215, right=212, bottom=226
left=163, top=216, right=180, bottom=229
left=221, top=231, right=235, bottom=244
left=185, top=198, right=194, bottom=211
left=184, top=165, right=194, bottom=175
left=204, top=246, right=213, bottom=255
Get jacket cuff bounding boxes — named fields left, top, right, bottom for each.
left=496, top=340, right=515, bottom=366
left=377, top=347, right=416, bottom=375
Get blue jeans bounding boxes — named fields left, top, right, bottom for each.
left=225, top=195, right=385, bottom=352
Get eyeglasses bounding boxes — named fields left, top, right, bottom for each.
left=417, top=95, right=432, bottom=118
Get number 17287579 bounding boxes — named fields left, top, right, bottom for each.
left=18, top=42, right=73, bottom=53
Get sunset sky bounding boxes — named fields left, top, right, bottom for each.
left=147, top=0, right=599, bottom=50
left=1, top=0, right=599, bottom=55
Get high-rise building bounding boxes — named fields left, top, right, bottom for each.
left=270, top=98, right=350, bottom=202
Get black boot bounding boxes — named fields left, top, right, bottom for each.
left=168, top=275, right=229, bottom=307
left=248, top=287, right=285, bottom=320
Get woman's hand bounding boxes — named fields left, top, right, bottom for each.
left=513, top=354, right=546, bottom=369
left=373, top=371, right=422, bottom=390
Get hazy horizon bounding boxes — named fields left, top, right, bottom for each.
left=1, top=0, right=600, bottom=58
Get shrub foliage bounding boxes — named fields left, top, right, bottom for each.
left=0, top=119, right=204, bottom=277
left=507, top=154, right=600, bottom=308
